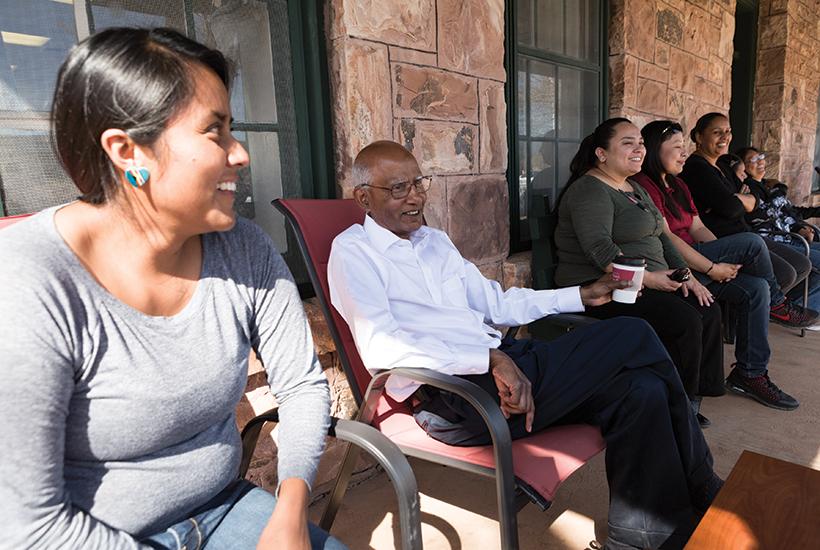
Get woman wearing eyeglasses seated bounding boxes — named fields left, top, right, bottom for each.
left=0, top=28, right=343, bottom=549
left=633, top=121, right=800, bottom=411
left=554, top=118, right=723, bottom=426
left=730, top=147, right=820, bottom=329
left=679, top=113, right=816, bottom=328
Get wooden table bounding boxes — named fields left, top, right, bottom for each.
left=685, top=450, right=820, bottom=549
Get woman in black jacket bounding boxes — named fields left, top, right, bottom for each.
left=679, top=112, right=815, bottom=326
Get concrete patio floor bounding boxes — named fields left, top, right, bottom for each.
left=310, top=323, right=820, bottom=549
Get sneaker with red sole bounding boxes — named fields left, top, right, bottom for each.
left=725, top=368, right=799, bottom=411
left=769, top=300, right=818, bottom=328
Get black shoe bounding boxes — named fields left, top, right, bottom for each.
left=769, top=300, right=819, bottom=328
left=725, top=368, right=799, bottom=410
left=696, top=413, right=711, bottom=427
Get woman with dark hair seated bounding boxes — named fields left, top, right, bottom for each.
left=730, top=147, right=820, bottom=327
left=0, top=28, right=344, bottom=549
left=633, top=120, right=800, bottom=411
left=680, top=112, right=815, bottom=328
left=555, top=118, right=723, bottom=426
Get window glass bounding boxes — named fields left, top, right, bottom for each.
left=510, top=0, right=604, bottom=245
left=90, top=1, right=186, bottom=32
left=0, top=1, right=80, bottom=214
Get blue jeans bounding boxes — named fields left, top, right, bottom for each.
left=783, top=240, right=820, bottom=312
left=694, top=232, right=785, bottom=306
left=141, top=480, right=348, bottom=550
left=693, top=233, right=772, bottom=377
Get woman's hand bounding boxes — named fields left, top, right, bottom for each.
left=707, top=262, right=741, bottom=283
left=680, top=277, right=714, bottom=307
left=257, top=479, right=311, bottom=550
left=643, top=270, right=683, bottom=293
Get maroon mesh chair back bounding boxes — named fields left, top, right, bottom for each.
left=273, top=199, right=408, bottom=413
left=0, top=213, right=32, bottom=230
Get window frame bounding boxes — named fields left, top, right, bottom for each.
left=504, top=0, right=609, bottom=252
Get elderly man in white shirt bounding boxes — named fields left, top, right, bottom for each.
left=328, top=140, right=721, bottom=550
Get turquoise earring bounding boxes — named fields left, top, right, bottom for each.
left=125, top=166, right=150, bottom=188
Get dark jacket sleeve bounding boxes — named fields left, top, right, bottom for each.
left=682, top=157, right=747, bottom=220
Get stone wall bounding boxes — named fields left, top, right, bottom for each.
left=325, top=0, right=509, bottom=272
left=608, top=0, right=737, bottom=133
left=751, top=0, right=820, bottom=204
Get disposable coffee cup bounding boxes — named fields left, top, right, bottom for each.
left=611, top=256, right=646, bottom=304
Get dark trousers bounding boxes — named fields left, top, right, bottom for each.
left=583, top=289, right=725, bottom=398
left=766, top=238, right=812, bottom=294
left=414, top=318, right=716, bottom=549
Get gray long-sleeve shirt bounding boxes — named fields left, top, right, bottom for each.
left=0, top=209, right=330, bottom=549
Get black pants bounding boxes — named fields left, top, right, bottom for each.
left=583, top=289, right=725, bottom=398
left=414, top=317, right=715, bottom=549
left=766, top=237, right=812, bottom=294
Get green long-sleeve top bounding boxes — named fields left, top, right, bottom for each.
left=554, top=174, right=688, bottom=287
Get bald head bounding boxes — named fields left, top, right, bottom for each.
left=351, top=140, right=426, bottom=240
left=352, top=140, right=418, bottom=187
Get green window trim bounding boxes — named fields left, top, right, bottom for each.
left=505, top=0, right=609, bottom=252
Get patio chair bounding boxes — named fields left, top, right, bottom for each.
left=273, top=198, right=606, bottom=550
left=527, top=192, right=598, bottom=340
left=0, top=212, right=422, bottom=550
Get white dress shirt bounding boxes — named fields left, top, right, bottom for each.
left=328, top=215, right=585, bottom=401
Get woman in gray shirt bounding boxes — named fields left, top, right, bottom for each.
left=0, top=28, right=340, bottom=550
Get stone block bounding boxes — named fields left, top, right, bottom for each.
left=445, top=174, right=509, bottom=263
left=423, top=175, right=449, bottom=232
left=479, top=79, right=508, bottom=174
left=392, top=63, right=478, bottom=122
left=657, top=8, right=684, bottom=46
left=759, top=14, right=788, bottom=48
left=753, top=84, right=786, bottom=120
left=637, top=78, right=669, bottom=115
left=342, top=0, right=436, bottom=51
left=397, top=119, right=478, bottom=174
left=667, top=89, right=690, bottom=122
left=655, top=41, right=671, bottom=67
left=717, top=10, right=735, bottom=59
left=624, top=0, right=658, bottom=61
left=437, top=0, right=505, bottom=80
left=770, top=0, right=788, bottom=14
left=477, top=260, right=503, bottom=284
left=693, top=77, right=724, bottom=107
left=669, top=48, right=699, bottom=94
left=389, top=46, right=438, bottom=66
left=706, top=55, right=723, bottom=84
left=661, top=0, right=686, bottom=13
left=502, top=252, right=532, bottom=290
left=609, top=54, right=639, bottom=110
left=608, top=0, right=626, bottom=55
left=329, top=38, right=393, bottom=193
left=757, top=47, right=786, bottom=85
left=638, top=60, right=669, bottom=83
left=682, top=4, right=712, bottom=58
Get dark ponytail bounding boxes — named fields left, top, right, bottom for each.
left=638, top=120, right=693, bottom=220
left=689, top=112, right=726, bottom=147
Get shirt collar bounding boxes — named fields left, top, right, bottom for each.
left=362, top=214, right=430, bottom=254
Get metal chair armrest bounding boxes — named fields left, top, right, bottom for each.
left=767, top=230, right=810, bottom=255
left=239, top=409, right=422, bottom=550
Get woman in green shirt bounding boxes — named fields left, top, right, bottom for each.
left=555, top=118, right=724, bottom=426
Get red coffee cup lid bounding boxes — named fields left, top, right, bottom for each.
left=613, top=256, right=646, bottom=267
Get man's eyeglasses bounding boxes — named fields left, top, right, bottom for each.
left=359, top=175, right=433, bottom=199
left=749, top=153, right=766, bottom=163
